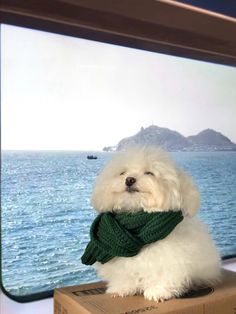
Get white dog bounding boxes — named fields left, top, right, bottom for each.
left=89, top=147, right=221, bottom=301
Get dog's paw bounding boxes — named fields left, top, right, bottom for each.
left=106, top=286, right=136, bottom=298
left=143, top=286, right=174, bottom=302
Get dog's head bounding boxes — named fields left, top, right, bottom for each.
left=91, top=147, right=200, bottom=216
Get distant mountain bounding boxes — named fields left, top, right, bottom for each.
left=187, top=129, right=236, bottom=151
left=116, top=126, right=190, bottom=151
left=108, top=125, right=236, bottom=152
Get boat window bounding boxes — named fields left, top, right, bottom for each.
left=1, top=23, right=236, bottom=299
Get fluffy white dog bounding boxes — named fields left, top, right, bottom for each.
left=90, top=147, right=221, bottom=301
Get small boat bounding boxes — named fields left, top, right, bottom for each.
left=87, top=155, right=98, bottom=160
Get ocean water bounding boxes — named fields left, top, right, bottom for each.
left=1, top=151, right=236, bottom=296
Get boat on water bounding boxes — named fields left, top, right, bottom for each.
left=87, top=155, right=98, bottom=160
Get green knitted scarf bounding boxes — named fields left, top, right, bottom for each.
left=81, top=210, right=183, bottom=265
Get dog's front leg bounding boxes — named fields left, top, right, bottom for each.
left=106, top=282, right=138, bottom=298
left=143, top=280, right=188, bottom=302
left=143, top=285, right=175, bottom=302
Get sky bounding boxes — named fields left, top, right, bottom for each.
left=1, top=24, right=236, bottom=151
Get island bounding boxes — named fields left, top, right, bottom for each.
left=103, top=125, right=236, bottom=152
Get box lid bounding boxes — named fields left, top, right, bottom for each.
left=54, top=269, right=236, bottom=314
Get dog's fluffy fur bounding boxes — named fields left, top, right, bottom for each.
left=91, top=147, right=221, bottom=301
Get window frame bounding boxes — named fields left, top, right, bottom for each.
left=1, top=0, right=236, bottom=302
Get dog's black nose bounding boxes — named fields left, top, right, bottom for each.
left=125, top=177, right=136, bottom=187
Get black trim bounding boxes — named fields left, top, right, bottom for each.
left=222, top=254, right=236, bottom=260
left=0, top=283, right=53, bottom=303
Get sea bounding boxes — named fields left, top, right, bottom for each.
left=1, top=151, right=236, bottom=296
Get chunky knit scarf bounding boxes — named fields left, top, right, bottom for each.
left=81, top=210, right=183, bottom=265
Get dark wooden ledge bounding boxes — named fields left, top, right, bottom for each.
left=1, top=0, right=236, bottom=66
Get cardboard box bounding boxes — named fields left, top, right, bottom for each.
left=54, top=269, right=236, bottom=314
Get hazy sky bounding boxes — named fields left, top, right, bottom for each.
left=1, top=24, right=236, bottom=150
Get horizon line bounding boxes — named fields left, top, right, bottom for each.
left=1, top=149, right=103, bottom=151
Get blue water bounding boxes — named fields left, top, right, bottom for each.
left=1, top=151, right=236, bottom=296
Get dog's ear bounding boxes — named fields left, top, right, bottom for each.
left=179, top=171, right=200, bottom=217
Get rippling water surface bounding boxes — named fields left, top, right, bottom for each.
left=1, top=151, right=236, bottom=296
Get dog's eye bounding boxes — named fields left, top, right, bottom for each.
left=120, top=171, right=126, bottom=175
left=144, top=171, right=154, bottom=176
